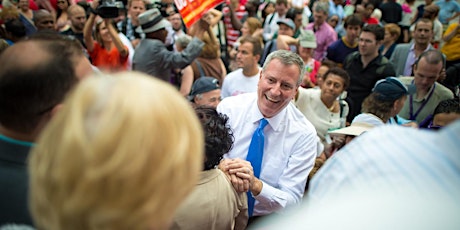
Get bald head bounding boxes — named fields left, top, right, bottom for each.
left=68, top=4, right=85, bottom=15
left=67, top=4, right=87, bottom=32
left=34, top=10, right=55, bottom=30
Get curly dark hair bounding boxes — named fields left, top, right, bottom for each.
left=434, top=99, right=460, bottom=115
left=195, top=106, right=234, bottom=170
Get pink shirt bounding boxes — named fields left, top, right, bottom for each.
left=305, top=22, right=337, bottom=61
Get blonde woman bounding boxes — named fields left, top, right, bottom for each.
left=228, top=17, right=263, bottom=71
left=28, top=72, right=204, bottom=230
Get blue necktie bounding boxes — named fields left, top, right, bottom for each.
left=246, top=118, right=268, bottom=217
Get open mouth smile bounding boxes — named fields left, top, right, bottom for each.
left=265, top=94, right=280, bottom=103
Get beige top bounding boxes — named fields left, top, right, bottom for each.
left=170, top=169, right=248, bottom=230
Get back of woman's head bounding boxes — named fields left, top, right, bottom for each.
left=29, top=72, right=204, bottom=230
left=246, top=17, right=262, bottom=35
left=195, top=106, right=234, bottom=170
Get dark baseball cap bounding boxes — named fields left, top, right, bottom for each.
left=372, top=77, right=416, bottom=102
left=188, top=77, right=220, bottom=101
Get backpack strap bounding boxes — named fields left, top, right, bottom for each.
left=195, top=60, right=205, bottom=78
left=268, top=13, right=275, bottom=25
left=376, top=56, right=389, bottom=75
left=344, top=51, right=359, bottom=70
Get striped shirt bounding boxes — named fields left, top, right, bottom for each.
left=223, top=5, right=246, bottom=47
left=308, top=121, right=460, bottom=202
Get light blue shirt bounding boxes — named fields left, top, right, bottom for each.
left=217, top=93, right=317, bottom=216
left=329, top=0, right=345, bottom=22
left=436, top=0, right=460, bottom=24
left=308, top=120, right=460, bottom=202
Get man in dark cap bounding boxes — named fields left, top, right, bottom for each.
left=189, top=76, right=222, bottom=108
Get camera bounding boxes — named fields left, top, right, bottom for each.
left=94, top=0, right=122, bottom=18
left=149, top=0, right=176, bottom=18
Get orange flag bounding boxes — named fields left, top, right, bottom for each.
left=175, top=0, right=224, bottom=28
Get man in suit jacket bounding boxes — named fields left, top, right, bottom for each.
left=390, top=18, right=435, bottom=77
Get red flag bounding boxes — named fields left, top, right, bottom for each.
left=175, top=0, right=224, bottom=28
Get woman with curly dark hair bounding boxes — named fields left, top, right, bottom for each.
left=171, top=106, right=248, bottom=230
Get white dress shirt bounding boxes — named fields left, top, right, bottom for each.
left=217, top=93, right=317, bottom=216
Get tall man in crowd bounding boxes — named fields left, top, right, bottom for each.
left=398, top=50, right=454, bottom=126
left=218, top=50, right=317, bottom=220
left=0, top=34, right=93, bottom=227
left=343, top=24, right=395, bottom=122
left=222, top=36, right=262, bottom=98
left=390, top=18, right=435, bottom=77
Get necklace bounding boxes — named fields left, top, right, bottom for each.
left=328, top=102, right=335, bottom=112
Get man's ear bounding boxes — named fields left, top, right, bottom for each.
left=50, top=104, right=63, bottom=119
left=255, top=54, right=261, bottom=63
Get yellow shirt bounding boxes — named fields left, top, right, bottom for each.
left=441, top=23, right=460, bottom=61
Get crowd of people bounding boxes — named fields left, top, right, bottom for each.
left=1, top=0, right=460, bottom=229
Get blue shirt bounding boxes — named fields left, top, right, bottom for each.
left=436, top=0, right=460, bottom=24
left=326, top=37, right=358, bottom=66
left=308, top=121, right=460, bottom=202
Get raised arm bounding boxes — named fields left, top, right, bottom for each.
left=105, top=19, right=129, bottom=58
left=83, top=0, right=99, bottom=52
left=227, top=4, right=243, bottom=30
left=207, top=8, right=223, bottom=28
left=442, top=23, right=460, bottom=42
left=83, top=13, right=96, bottom=52
left=276, top=35, right=299, bottom=50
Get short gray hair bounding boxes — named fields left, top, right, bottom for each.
left=175, top=34, right=192, bottom=50
left=262, top=50, right=305, bottom=86
left=314, top=2, right=329, bottom=15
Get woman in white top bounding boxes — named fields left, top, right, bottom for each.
left=295, top=67, right=350, bottom=146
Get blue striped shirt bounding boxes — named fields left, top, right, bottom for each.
left=308, top=121, right=460, bottom=202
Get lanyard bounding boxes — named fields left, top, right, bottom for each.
left=409, top=84, right=436, bottom=120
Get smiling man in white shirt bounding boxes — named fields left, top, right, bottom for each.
left=217, top=50, right=317, bottom=222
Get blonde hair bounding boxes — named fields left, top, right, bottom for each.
left=245, top=17, right=262, bottom=35
left=29, top=72, right=204, bottom=230
left=384, top=23, right=401, bottom=39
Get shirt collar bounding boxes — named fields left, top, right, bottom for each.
left=249, top=97, right=287, bottom=132
left=414, top=83, right=436, bottom=102
left=410, top=42, right=433, bottom=52
left=0, top=133, right=34, bottom=147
